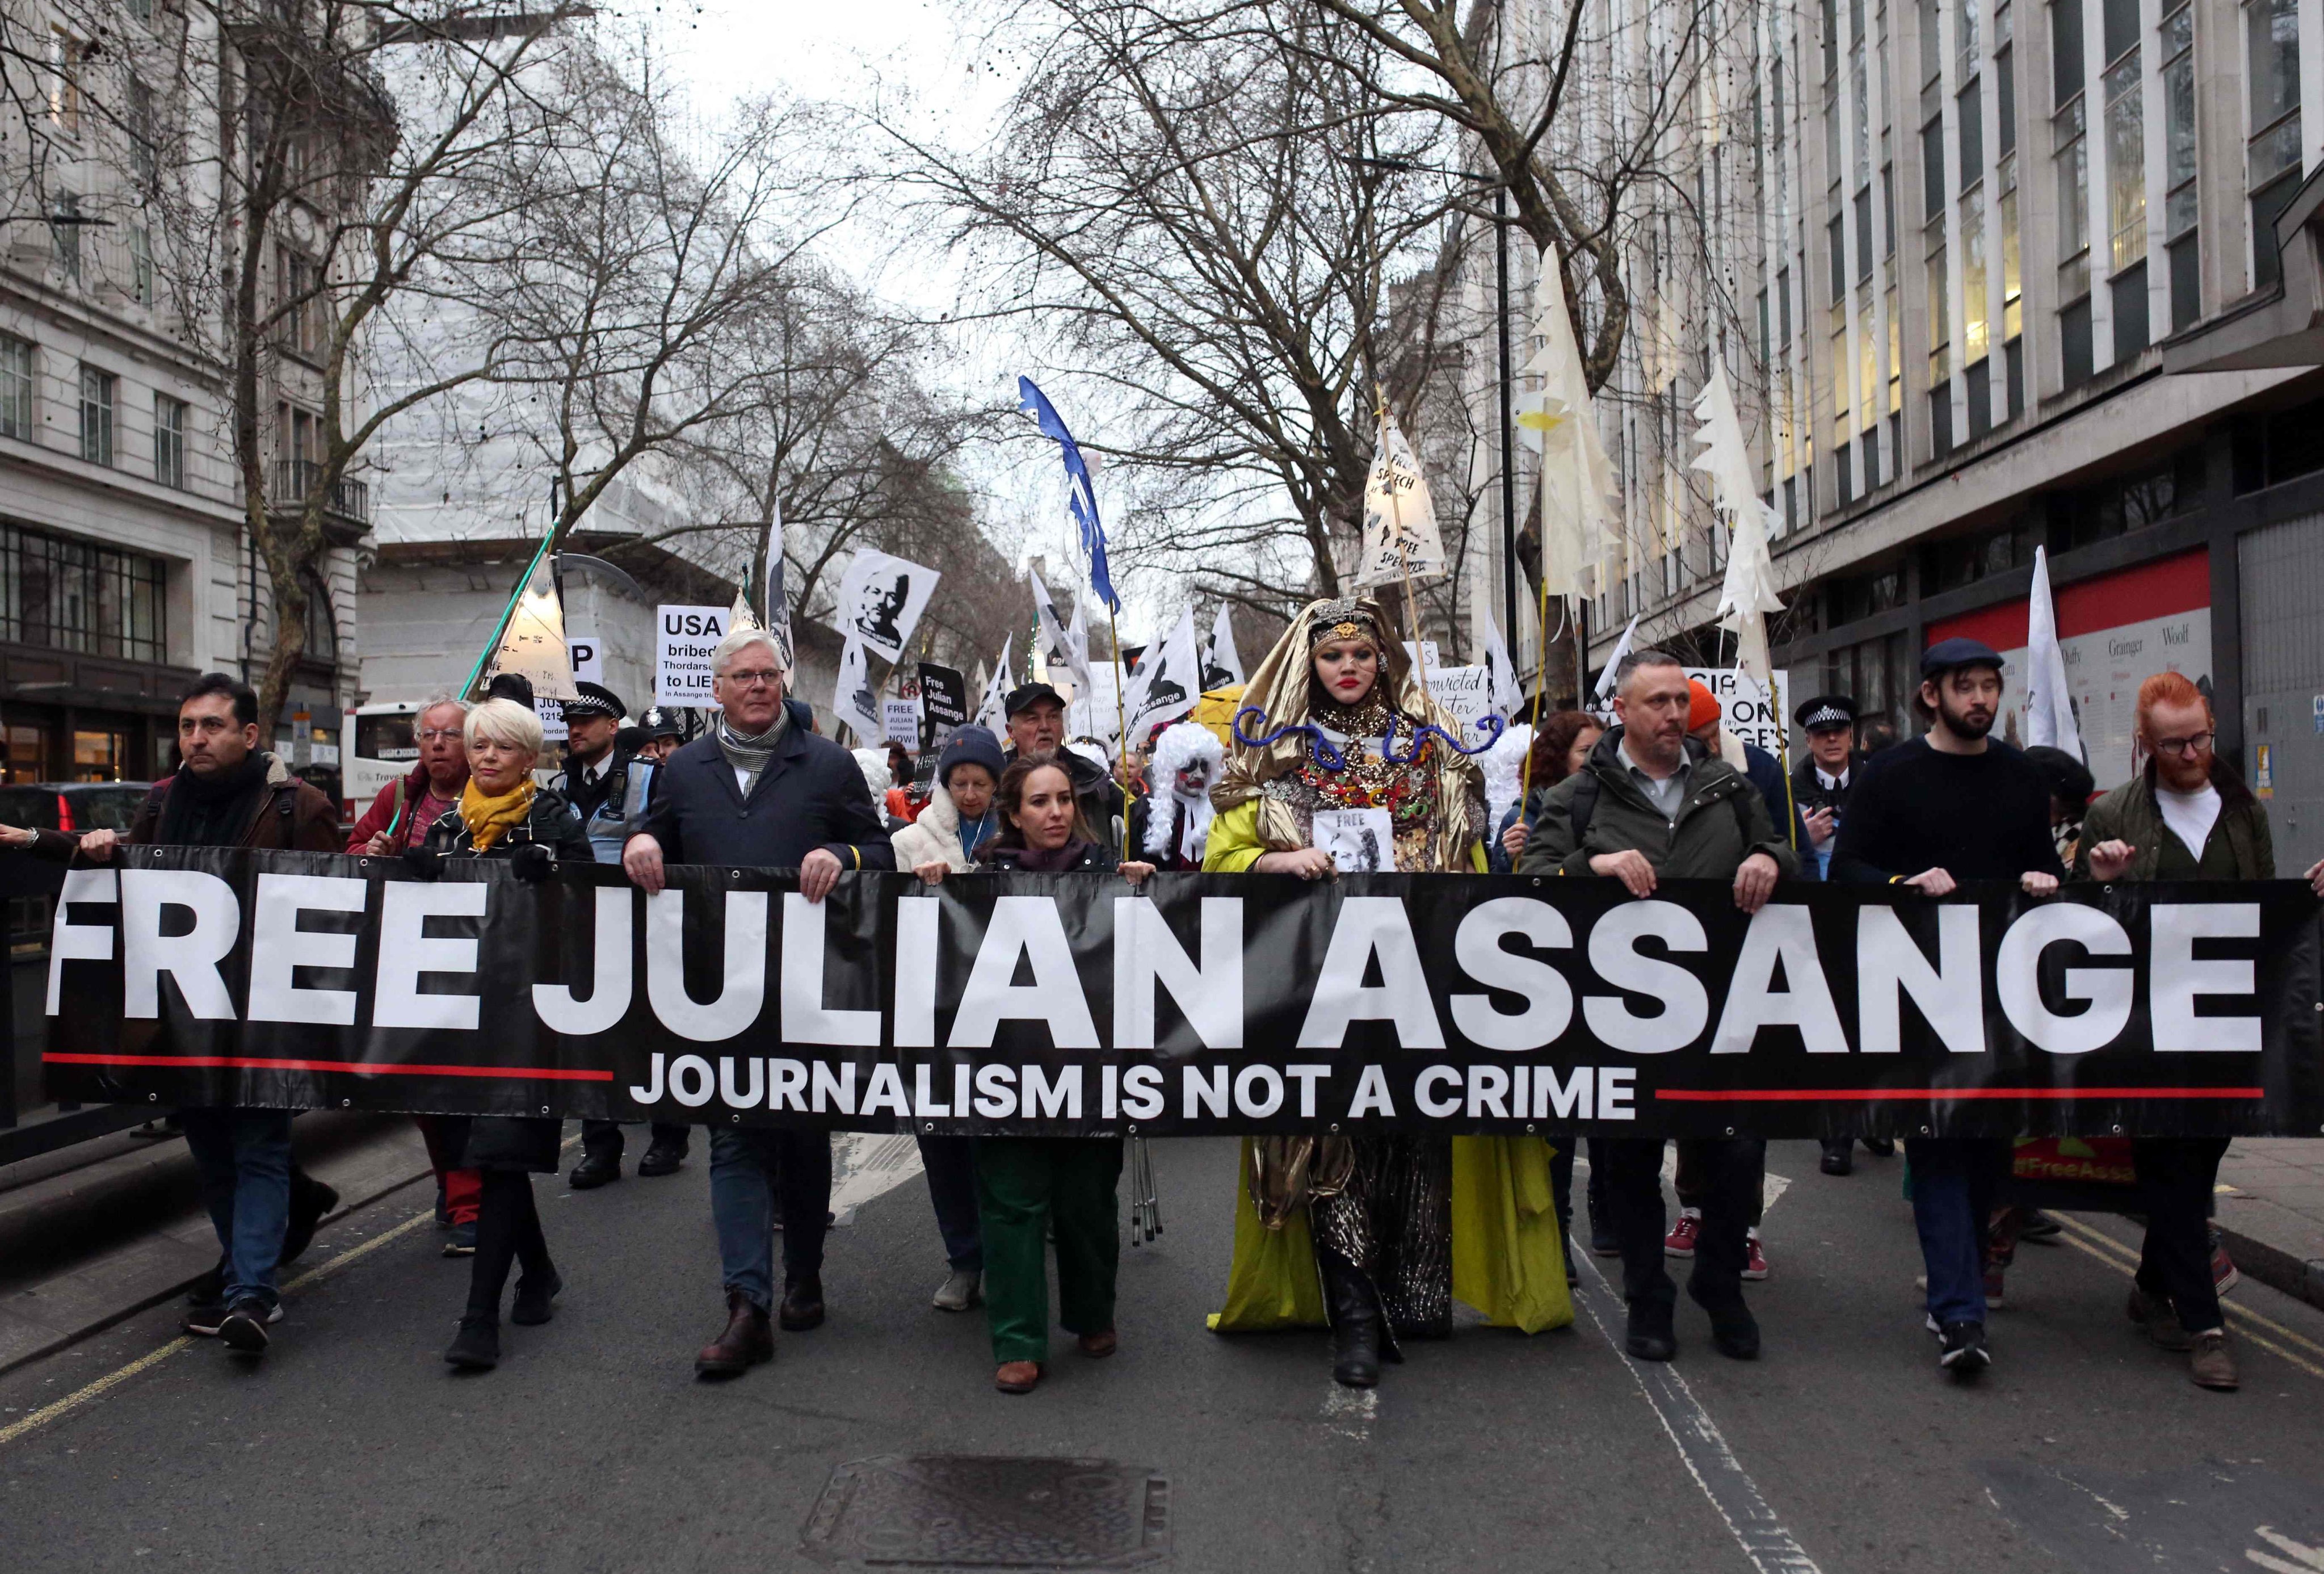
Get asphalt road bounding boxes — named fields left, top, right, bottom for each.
left=6, top=1136, right=2324, bottom=1573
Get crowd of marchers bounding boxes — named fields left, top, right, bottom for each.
left=8, top=603, right=2321, bottom=1399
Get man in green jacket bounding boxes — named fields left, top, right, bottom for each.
left=2077, top=672, right=2296, bottom=1391
left=1517, top=649, right=1797, bottom=1363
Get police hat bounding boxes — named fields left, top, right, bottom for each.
left=563, top=681, right=624, bottom=720
left=1919, top=637, right=2006, bottom=681
left=636, top=706, right=683, bottom=741
left=1793, top=693, right=1860, bottom=732
left=1003, top=681, right=1065, bottom=718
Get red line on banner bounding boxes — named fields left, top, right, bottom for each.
left=1655, top=1086, right=2264, bottom=1101
left=43, top=1053, right=613, bottom=1082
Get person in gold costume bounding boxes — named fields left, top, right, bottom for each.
left=1203, top=595, right=1569, bottom=1387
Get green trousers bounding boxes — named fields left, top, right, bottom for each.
left=975, top=1137, right=1123, bottom=1364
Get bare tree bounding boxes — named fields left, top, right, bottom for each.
left=868, top=0, right=1477, bottom=622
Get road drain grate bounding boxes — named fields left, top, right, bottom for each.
left=801, top=1454, right=1170, bottom=1567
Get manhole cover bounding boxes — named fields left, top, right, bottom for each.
left=801, top=1454, right=1170, bottom=1567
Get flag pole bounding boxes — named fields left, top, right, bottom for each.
left=459, top=530, right=557, bottom=700
left=1106, top=603, right=1134, bottom=840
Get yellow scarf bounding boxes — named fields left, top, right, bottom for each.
left=458, top=778, right=536, bottom=852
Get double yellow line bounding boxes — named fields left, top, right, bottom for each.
left=2047, top=1212, right=2324, bottom=1381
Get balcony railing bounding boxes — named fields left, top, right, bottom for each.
left=271, top=460, right=370, bottom=527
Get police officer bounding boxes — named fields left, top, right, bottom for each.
left=1789, top=694, right=1860, bottom=879
left=634, top=705, right=685, bottom=763
left=557, top=682, right=691, bottom=1189
left=1789, top=692, right=1894, bottom=1175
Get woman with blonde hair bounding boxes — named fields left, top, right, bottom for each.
left=415, top=696, right=594, bottom=1371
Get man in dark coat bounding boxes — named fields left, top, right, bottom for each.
left=621, top=627, right=896, bottom=1378
left=1518, top=650, right=1796, bottom=1366
left=78, top=674, right=340, bottom=1358
left=556, top=680, right=690, bottom=1188
left=1002, top=681, right=1125, bottom=852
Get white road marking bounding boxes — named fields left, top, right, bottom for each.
left=827, top=1131, right=927, bottom=1227
left=1586, top=1154, right=1794, bottom=1215
left=2250, top=1526, right=2324, bottom=1573
left=1570, top=1253, right=1824, bottom=1574
left=1321, top=1383, right=1377, bottom=1441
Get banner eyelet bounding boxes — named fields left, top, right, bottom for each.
left=1127, top=1123, right=1138, bottom=1134
left=341, top=1098, right=351, bottom=1109
left=1524, top=1122, right=1536, bottom=1134
left=148, top=1092, right=158, bottom=1101
left=1329, top=1123, right=1340, bottom=1133
left=540, top=1106, right=550, bottom=1115
left=923, top=1122, right=934, bottom=1132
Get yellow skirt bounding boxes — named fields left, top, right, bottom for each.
left=1207, top=1135, right=1574, bottom=1336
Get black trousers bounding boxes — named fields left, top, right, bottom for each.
left=466, top=1169, right=552, bottom=1323
left=1599, top=1137, right=1763, bottom=1308
left=579, top=1119, right=691, bottom=1159
left=2133, top=1137, right=2230, bottom=1334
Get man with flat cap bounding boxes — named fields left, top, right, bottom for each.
left=556, top=680, right=690, bottom=1187
left=1003, top=680, right=1127, bottom=852
left=1831, top=636, right=2063, bottom=1380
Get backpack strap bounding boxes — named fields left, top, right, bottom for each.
left=1569, top=773, right=1599, bottom=845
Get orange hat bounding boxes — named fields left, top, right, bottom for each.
left=1687, top=679, right=1722, bottom=734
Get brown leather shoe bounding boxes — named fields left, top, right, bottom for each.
left=779, top=1277, right=826, bottom=1332
left=2189, top=1330, right=2240, bottom=1391
left=1076, top=1329, right=1117, bottom=1358
left=695, top=1291, right=774, bottom=1376
left=995, top=1360, right=1042, bottom=1393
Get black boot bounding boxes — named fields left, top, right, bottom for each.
left=1818, top=1139, right=1854, bottom=1177
left=444, top=1317, right=499, bottom=1370
left=1319, top=1253, right=1384, bottom=1388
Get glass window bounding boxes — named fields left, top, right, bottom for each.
left=2247, top=0, right=2301, bottom=287
left=1924, top=116, right=1947, bottom=218
left=1922, top=0, right=1943, bottom=83
left=1927, top=241, right=1951, bottom=379
left=1959, top=75, right=1984, bottom=187
left=2162, top=5, right=2196, bottom=237
left=0, top=336, right=33, bottom=440
left=1997, top=43, right=2018, bottom=152
left=0, top=520, right=167, bottom=661
left=2001, top=175, right=2024, bottom=338
left=51, top=192, right=79, bottom=283
left=2106, top=52, right=2146, bottom=272
left=48, top=29, right=84, bottom=137
left=2052, top=0, right=2085, bottom=109
left=1964, top=200, right=1990, bottom=359
left=126, top=77, right=155, bottom=192
left=78, top=365, right=114, bottom=467
left=2102, top=0, right=2138, bottom=60
left=154, top=394, right=186, bottom=489
left=2056, top=95, right=2090, bottom=296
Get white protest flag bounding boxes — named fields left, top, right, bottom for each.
left=2024, top=545, right=2085, bottom=758
left=727, top=586, right=760, bottom=633
left=1480, top=612, right=1523, bottom=719
left=834, top=549, right=942, bottom=665
left=974, top=635, right=1014, bottom=735
left=1061, top=590, right=1098, bottom=706
left=1123, top=606, right=1201, bottom=740
left=1518, top=258, right=1616, bottom=599
left=1030, top=570, right=1073, bottom=670
left=486, top=564, right=581, bottom=702
left=1204, top=602, right=1245, bottom=689
left=1352, top=405, right=1447, bottom=588
left=1595, top=612, right=1641, bottom=703
left=760, top=490, right=794, bottom=673
left=832, top=633, right=882, bottom=744
left=1693, top=360, right=1785, bottom=689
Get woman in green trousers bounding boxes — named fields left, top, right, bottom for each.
left=907, top=754, right=1154, bottom=1393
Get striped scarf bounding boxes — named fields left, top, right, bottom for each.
left=715, top=704, right=791, bottom=794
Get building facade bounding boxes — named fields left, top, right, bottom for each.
left=1466, top=0, right=2324, bottom=866
left=0, top=0, right=365, bottom=795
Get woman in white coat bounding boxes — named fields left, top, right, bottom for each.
left=889, top=724, right=1008, bottom=1309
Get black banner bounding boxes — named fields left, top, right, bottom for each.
left=917, top=661, right=970, bottom=749
left=43, top=847, right=2324, bottom=1138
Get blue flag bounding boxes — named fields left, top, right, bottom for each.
left=1018, top=376, right=1118, bottom=612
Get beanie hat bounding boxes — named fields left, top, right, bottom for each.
left=1687, top=679, right=1722, bottom=734
left=935, top=724, right=1006, bottom=788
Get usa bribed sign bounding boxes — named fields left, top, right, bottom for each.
left=43, top=848, right=2324, bottom=1138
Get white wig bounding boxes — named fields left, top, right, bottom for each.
left=851, top=747, right=893, bottom=801
left=1149, top=721, right=1222, bottom=788
left=1145, top=721, right=1224, bottom=859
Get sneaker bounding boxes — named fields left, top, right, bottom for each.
left=1932, top=1317, right=1990, bottom=1378
left=1742, top=1231, right=1770, bottom=1281
left=2212, top=1229, right=2241, bottom=1296
left=442, top=1220, right=477, bottom=1258
left=182, top=1299, right=229, bottom=1337
left=2189, top=1329, right=2239, bottom=1391
left=218, top=1296, right=279, bottom=1354
left=1587, top=1208, right=1621, bottom=1257
left=1663, top=1210, right=1701, bottom=1259
left=931, top=1269, right=982, bottom=1312
left=1983, top=1262, right=2006, bottom=1309
left=2018, top=1210, right=2062, bottom=1241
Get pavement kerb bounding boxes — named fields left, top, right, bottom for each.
left=0, top=1159, right=435, bottom=1382
left=2214, top=1221, right=2324, bottom=1314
